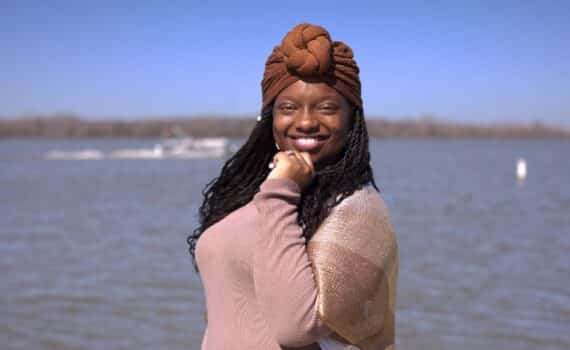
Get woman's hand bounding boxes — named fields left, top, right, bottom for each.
left=267, top=150, right=315, bottom=191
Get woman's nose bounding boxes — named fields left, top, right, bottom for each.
left=295, top=109, right=319, bottom=133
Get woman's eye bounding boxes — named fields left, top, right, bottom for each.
left=280, top=104, right=296, bottom=112
left=320, top=104, right=338, bottom=112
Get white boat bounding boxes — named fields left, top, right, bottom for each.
left=107, top=137, right=233, bottom=159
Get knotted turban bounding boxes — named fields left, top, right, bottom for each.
left=261, top=23, right=362, bottom=111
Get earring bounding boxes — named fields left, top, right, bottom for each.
left=275, top=142, right=280, bottom=150
left=256, top=115, right=262, bottom=122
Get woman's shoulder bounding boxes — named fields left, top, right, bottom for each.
left=314, top=183, right=397, bottom=250
left=334, top=184, right=393, bottom=225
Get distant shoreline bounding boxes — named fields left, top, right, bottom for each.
left=1, top=116, right=569, bottom=139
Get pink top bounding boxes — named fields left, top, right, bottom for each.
left=196, top=178, right=332, bottom=349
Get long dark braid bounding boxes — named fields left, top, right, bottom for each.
left=187, top=106, right=377, bottom=271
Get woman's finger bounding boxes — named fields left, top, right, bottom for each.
left=295, top=152, right=315, bottom=179
left=272, top=150, right=296, bottom=170
left=297, top=152, right=315, bottom=174
left=272, top=151, right=287, bottom=164
left=287, top=150, right=309, bottom=171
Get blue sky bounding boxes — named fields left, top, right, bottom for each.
left=1, top=0, right=569, bottom=124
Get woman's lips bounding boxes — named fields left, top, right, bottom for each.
left=289, top=137, right=326, bottom=153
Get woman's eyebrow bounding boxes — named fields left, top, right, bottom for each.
left=275, top=95, right=298, bottom=102
left=316, top=96, right=341, bottom=102
left=277, top=95, right=341, bottom=103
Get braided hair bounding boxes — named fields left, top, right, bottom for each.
left=187, top=105, right=377, bottom=271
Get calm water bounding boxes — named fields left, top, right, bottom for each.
left=1, top=139, right=569, bottom=350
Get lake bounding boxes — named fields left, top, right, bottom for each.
left=1, top=139, right=569, bottom=349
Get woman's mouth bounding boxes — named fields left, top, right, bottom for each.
left=289, top=136, right=326, bottom=153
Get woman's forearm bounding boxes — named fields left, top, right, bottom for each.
left=252, top=178, right=331, bottom=347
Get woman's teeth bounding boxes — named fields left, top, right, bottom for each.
left=297, top=138, right=317, bottom=145
left=290, top=137, right=324, bottom=152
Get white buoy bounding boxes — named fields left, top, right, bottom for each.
left=517, top=158, right=527, bottom=180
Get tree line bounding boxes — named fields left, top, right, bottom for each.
left=0, top=115, right=568, bottom=139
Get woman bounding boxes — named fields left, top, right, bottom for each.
left=187, top=23, right=398, bottom=349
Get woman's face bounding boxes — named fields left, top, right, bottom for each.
left=272, top=80, right=352, bottom=169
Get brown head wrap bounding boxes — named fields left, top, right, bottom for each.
left=261, top=23, right=362, bottom=111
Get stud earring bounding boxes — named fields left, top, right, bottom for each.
left=256, top=115, right=262, bottom=122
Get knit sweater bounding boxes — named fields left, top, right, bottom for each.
left=196, top=178, right=396, bottom=349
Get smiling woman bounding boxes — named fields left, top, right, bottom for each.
left=272, top=80, right=353, bottom=169
left=187, top=23, right=398, bottom=350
